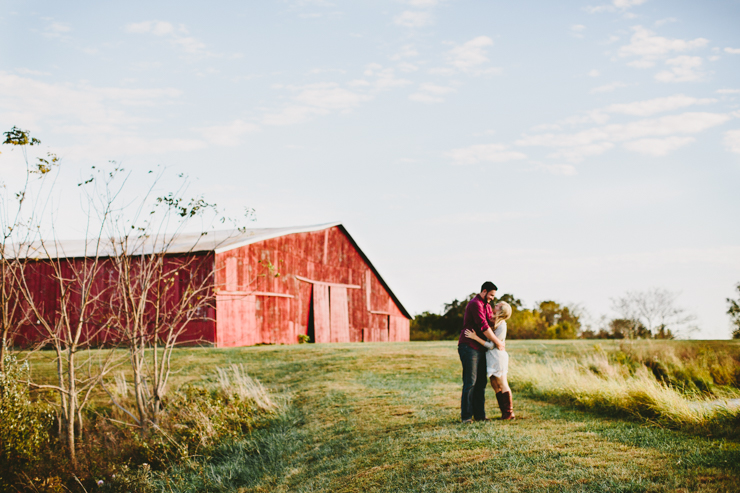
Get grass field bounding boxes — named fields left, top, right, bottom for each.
left=31, top=340, right=731, bottom=492
left=18, top=340, right=740, bottom=491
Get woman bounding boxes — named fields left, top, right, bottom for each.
left=464, top=301, right=514, bottom=419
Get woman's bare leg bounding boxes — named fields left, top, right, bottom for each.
left=489, top=376, right=502, bottom=393
left=498, top=375, right=511, bottom=394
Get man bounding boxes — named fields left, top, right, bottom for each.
left=457, top=281, right=505, bottom=423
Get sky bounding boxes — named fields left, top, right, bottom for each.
left=1, top=0, right=739, bottom=338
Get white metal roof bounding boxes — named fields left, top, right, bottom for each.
left=11, top=222, right=342, bottom=259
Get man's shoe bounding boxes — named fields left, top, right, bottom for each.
left=461, top=418, right=473, bottom=424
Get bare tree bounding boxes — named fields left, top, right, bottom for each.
left=5, top=139, right=125, bottom=468
left=611, top=287, right=697, bottom=339
left=95, top=170, right=263, bottom=432
left=0, top=127, right=57, bottom=371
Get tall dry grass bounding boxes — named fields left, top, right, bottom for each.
left=215, top=364, right=280, bottom=412
left=511, top=344, right=740, bottom=438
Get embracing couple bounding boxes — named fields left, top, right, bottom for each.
left=457, top=281, right=514, bottom=423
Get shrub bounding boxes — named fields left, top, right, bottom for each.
left=0, top=354, right=53, bottom=487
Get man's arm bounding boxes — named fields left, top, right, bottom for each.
left=482, top=327, right=505, bottom=350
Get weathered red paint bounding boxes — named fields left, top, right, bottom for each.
left=12, top=225, right=410, bottom=347
left=214, top=225, right=410, bottom=346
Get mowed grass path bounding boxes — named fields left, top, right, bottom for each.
left=136, top=340, right=740, bottom=493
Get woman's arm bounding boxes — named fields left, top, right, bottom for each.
left=481, top=326, right=505, bottom=350
left=463, top=329, right=494, bottom=349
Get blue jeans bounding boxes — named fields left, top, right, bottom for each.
left=458, top=344, right=488, bottom=421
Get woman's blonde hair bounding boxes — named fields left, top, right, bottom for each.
left=492, top=301, right=512, bottom=329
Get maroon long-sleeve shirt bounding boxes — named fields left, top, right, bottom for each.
left=458, top=294, right=493, bottom=351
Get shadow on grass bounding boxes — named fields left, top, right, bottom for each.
left=150, top=409, right=305, bottom=492
left=530, top=396, right=740, bottom=475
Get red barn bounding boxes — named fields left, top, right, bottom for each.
left=14, top=222, right=411, bottom=346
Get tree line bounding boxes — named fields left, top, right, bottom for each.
left=411, top=284, right=740, bottom=341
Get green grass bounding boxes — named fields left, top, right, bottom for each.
left=77, top=340, right=739, bottom=492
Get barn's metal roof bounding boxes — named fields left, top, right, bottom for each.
left=12, top=222, right=342, bottom=259
left=10, top=221, right=411, bottom=319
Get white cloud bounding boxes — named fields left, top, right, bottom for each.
left=43, top=21, right=72, bottom=39
left=408, top=83, right=456, bottom=104
left=0, top=72, right=204, bottom=158
left=125, top=20, right=219, bottom=57
left=517, top=111, right=730, bottom=162
left=0, top=72, right=181, bottom=127
left=197, top=120, right=259, bottom=146
left=390, top=45, right=419, bottom=61
left=541, top=164, right=578, bottom=175
left=627, top=59, right=656, bottom=69
left=16, top=68, right=51, bottom=76
left=262, top=106, right=323, bottom=126
left=294, top=83, right=370, bottom=110
left=397, top=62, right=419, bottom=73
left=406, top=0, right=439, bottom=6
left=126, top=20, right=174, bottom=36
left=445, top=36, right=498, bottom=75
left=618, top=26, right=709, bottom=67
left=549, top=142, right=614, bottom=162
left=604, top=94, right=715, bottom=117
left=586, top=0, right=648, bottom=13
left=725, top=47, right=740, bottom=55
left=725, top=129, right=740, bottom=153
left=363, top=64, right=412, bottom=90
left=571, top=25, right=586, bottom=38
left=588, top=69, right=601, bottom=77
left=717, top=88, right=740, bottom=94
left=393, top=11, right=433, bottom=28
left=446, top=144, right=527, bottom=165
left=622, top=136, right=695, bottom=156
left=654, top=55, right=705, bottom=83
left=590, top=81, right=628, bottom=93
left=654, top=17, right=677, bottom=27
left=263, top=70, right=407, bottom=126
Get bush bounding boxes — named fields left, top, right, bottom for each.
left=0, top=354, right=53, bottom=487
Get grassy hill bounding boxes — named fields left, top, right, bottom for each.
left=69, top=340, right=736, bottom=492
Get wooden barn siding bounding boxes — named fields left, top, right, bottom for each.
left=214, top=226, right=409, bottom=346
left=13, top=253, right=216, bottom=346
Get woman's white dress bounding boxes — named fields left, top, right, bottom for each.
left=482, top=321, right=509, bottom=378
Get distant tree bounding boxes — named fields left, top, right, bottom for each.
left=411, top=293, right=476, bottom=341
left=506, top=299, right=581, bottom=340
left=611, top=288, right=695, bottom=339
left=728, top=283, right=740, bottom=339
left=496, top=293, right=522, bottom=311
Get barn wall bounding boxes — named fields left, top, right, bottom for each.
left=214, top=226, right=410, bottom=346
left=13, top=253, right=216, bottom=346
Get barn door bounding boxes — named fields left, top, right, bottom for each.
left=311, top=284, right=350, bottom=343
left=312, top=284, right=331, bottom=343
left=329, top=287, right=350, bottom=342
